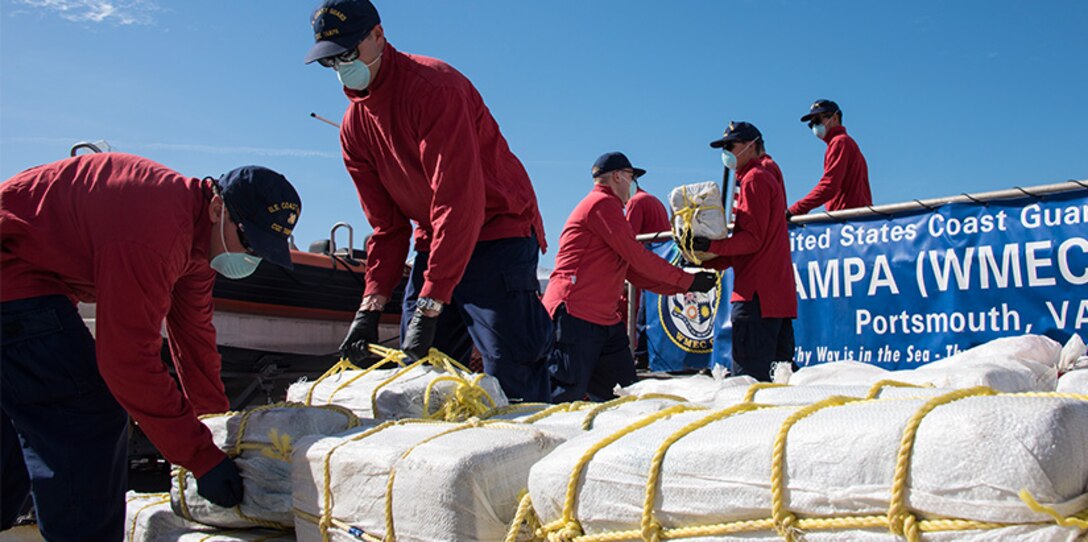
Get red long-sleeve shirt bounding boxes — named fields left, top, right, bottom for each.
left=788, top=126, right=872, bottom=215
left=543, top=185, right=695, bottom=326
left=340, top=44, right=546, bottom=303
left=625, top=188, right=671, bottom=235
left=704, top=155, right=797, bottom=318
left=0, top=153, right=229, bottom=477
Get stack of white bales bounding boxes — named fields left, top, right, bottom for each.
left=126, top=492, right=295, bottom=541
left=785, top=334, right=1063, bottom=392
left=616, top=374, right=757, bottom=405
left=292, top=419, right=565, bottom=542
left=525, top=390, right=1088, bottom=541
left=171, top=403, right=360, bottom=530
left=286, top=356, right=507, bottom=421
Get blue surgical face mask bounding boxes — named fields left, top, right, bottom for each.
left=721, top=150, right=738, bottom=170
left=210, top=205, right=261, bottom=280
left=812, top=123, right=827, bottom=140
left=335, top=51, right=383, bottom=91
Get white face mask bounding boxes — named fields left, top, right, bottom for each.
left=210, top=205, right=262, bottom=280
left=720, top=139, right=758, bottom=171
left=335, top=49, right=383, bottom=90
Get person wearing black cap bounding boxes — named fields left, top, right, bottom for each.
left=789, top=99, right=872, bottom=217
left=693, top=122, right=797, bottom=381
left=624, top=172, right=672, bottom=367
left=305, top=0, right=553, bottom=402
left=542, top=152, right=718, bottom=402
left=0, top=152, right=301, bottom=539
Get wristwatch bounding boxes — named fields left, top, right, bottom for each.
left=415, top=297, right=444, bottom=316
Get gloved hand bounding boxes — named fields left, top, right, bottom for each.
left=196, top=457, right=244, bottom=508
left=785, top=210, right=794, bottom=221
left=691, top=236, right=712, bottom=252
left=401, top=311, right=439, bottom=361
left=339, top=309, right=381, bottom=363
left=688, top=271, right=718, bottom=293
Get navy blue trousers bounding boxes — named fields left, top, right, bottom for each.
left=402, top=237, right=554, bottom=403
left=548, top=305, right=637, bottom=403
left=730, top=294, right=796, bottom=382
left=1, top=295, right=128, bottom=541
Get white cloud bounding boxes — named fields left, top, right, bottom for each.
left=11, top=0, right=159, bottom=25
left=6, top=136, right=340, bottom=159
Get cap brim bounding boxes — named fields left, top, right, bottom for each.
left=800, top=112, right=818, bottom=122
left=241, top=220, right=294, bottom=269
left=709, top=136, right=741, bottom=148
left=303, top=28, right=370, bottom=64
left=632, top=167, right=647, bottom=179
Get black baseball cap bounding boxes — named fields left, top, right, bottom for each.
left=218, top=166, right=302, bottom=270
left=304, top=0, right=381, bottom=64
left=591, top=152, right=646, bottom=179
left=800, top=99, right=840, bottom=122
left=709, top=121, right=762, bottom=148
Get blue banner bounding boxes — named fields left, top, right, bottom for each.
left=790, top=190, right=1087, bottom=370
left=643, top=241, right=733, bottom=372
left=642, top=189, right=1088, bottom=372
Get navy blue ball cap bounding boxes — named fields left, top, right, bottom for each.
left=800, top=99, right=840, bottom=122
left=591, top=152, right=646, bottom=179
left=304, top=0, right=381, bottom=64
left=218, top=166, right=301, bottom=270
left=709, top=121, right=762, bottom=148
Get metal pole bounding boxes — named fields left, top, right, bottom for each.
left=310, top=112, right=341, bottom=129
left=636, top=179, right=1088, bottom=242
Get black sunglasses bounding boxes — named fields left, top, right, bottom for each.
left=807, top=114, right=834, bottom=129
left=317, top=46, right=361, bottom=68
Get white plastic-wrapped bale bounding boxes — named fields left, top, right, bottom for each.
left=292, top=420, right=565, bottom=542
left=286, top=361, right=507, bottom=421
left=616, top=374, right=757, bottom=405
left=483, top=396, right=694, bottom=439
left=525, top=391, right=1088, bottom=541
left=788, top=334, right=1062, bottom=392
left=171, top=404, right=359, bottom=529
left=126, top=492, right=296, bottom=541
left=712, top=382, right=953, bottom=408
left=1058, top=370, right=1088, bottom=394
left=669, top=181, right=726, bottom=263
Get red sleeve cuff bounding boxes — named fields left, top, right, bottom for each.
left=418, top=280, right=454, bottom=305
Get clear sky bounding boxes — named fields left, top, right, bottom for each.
left=2, top=1, right=1086, bottom=269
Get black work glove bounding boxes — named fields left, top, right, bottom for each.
left=197, top=457, right=244, bottom=508
left=786, top=210, right=794, bottom=221
left=688, top=271, right=718, bottom=293
left=691, top=236, right=712, bottom=252
left=401, top=311, right=439, bottom=361
left=339, top=309, right=381, bottom=364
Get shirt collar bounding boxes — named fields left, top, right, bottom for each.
left=343, top=42, right=397, bottom=103
left=825, top=125, right=847, bottom=142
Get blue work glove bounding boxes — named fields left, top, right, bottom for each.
left=339, top=309, right=381, bottom=364
left=197, top=457, right=244, bottom=508
left=688, top=271, right=718, bottom=293
left=401, top=311, right=439, bottom=361
left=691, top=236, right=712, bottom=252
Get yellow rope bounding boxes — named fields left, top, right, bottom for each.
left=742, top=382, right=788, bottom=403
left=519, top=401, right=595, bottom=424
left=640, top=403, right=771, bottom=541
left=483, top=402, right=552, bottom=419
left=303, top=358, right=364, bottom=405
left=865, top=379, right=932, bottom=399
left=539, top=405, right=701, bottom=540
left=579, top=394, right=688, bottom=431
left=505, top=491, right=542, bottom=542
left=127, top=493, right=171, bottom=542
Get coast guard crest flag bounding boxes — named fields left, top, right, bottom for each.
left=643, top=241, right=733, bottom=372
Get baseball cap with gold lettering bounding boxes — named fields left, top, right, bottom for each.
left=304, top=0, right=381, bottom=64
left=218, top=166, right=301, bottom=269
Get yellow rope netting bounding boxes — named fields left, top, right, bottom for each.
left=517, top=389, right=1088, bottom=541
left=865, top=379, right=934, bottom=399
left=671, top=186, right=725, bottom=266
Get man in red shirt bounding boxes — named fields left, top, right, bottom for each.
left=0, top=153, right=301, bottom=540
left=624, top=181, right=672, bottom=367
left=305, top=0, right=553, bottom=402
left=694, top=122, right=797, bottom=381
left=543, top=152, right=717, bottom=402
left=789, top=99, right=873, bottom=217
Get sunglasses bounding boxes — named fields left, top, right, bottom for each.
left=317, top=46, right=361, bottom=68
left=807, top=115, right=831, bottom=129
left=225, top=204, right=259, bottom=256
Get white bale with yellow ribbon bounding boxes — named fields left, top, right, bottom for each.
left=616, top=374, right=758, bottom=405
left=787, top=334, right=1062, bottom=392
left=286, top=347, right=507, bottom=421
left=669, top=181, right=727, bottom=264
left=523, top=391, right=1088, bottom=541
left=171, top=404, right=360, bottom=530
left=1058, top=369, right=1088, bottom=394
left=126, top=491, right=296, bottom=541
left=291, top=420, right=565, bottom=542
left=711, top=381, right=952, bottom=409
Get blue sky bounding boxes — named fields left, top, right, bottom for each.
left=2, top=0, right=1086, bottom=269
